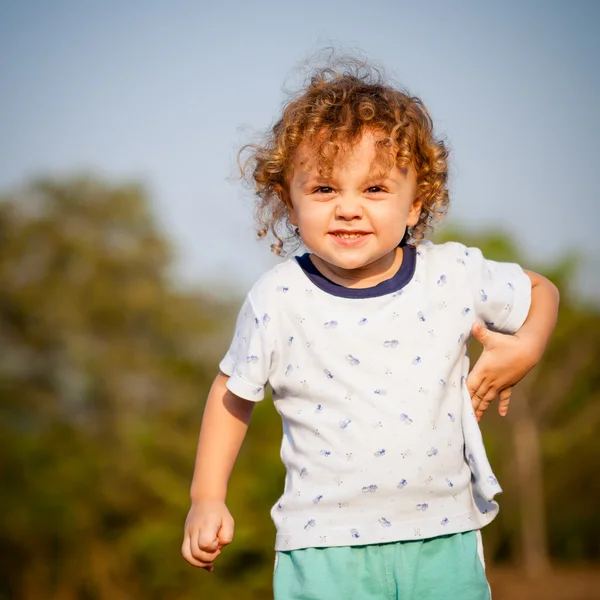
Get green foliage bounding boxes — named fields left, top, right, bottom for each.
left=0, top=180, right=598, bottom=599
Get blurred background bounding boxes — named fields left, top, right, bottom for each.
left=1, top=1, right=599, bottom=599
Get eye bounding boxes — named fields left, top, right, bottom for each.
left=315, top=186, right=334, bottom=194
left=366, top=186, right=385, bottom=193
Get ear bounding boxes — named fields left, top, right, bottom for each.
left=406, top=198, right=423, bottom=227
left=288, top=206, right=299, bottom=227
left=278, top=186, right=298, bottom=226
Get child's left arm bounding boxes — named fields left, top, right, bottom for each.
left=467, top=269, right=559, bottom=421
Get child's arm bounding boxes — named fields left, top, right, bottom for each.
left=181, top=372, right=255, bottom=571
left=467, top=270, right=559, bottom=421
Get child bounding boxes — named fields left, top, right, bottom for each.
left=182, top=60, right=559, bottom=599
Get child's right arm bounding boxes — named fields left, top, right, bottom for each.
left=181, top=372, right=255, bottom=572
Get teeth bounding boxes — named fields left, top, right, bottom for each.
left=335, top=233, right=363, bottom=239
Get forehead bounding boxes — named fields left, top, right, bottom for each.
left=291, top=130, right=397, bottom=177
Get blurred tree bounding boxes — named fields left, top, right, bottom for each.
left=0, top=176, right=236, bottom=599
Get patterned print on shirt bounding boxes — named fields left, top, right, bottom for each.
left=304, top=520, right=316, bottom=530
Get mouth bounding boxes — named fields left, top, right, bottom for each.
left=328, top=231, right=372, bottom=247
left=329, top=231, right=371, bottom=239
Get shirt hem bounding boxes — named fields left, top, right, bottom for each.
left=274, top=508, right=498, bottom=551
left=219, top=355, right=265, bottom=401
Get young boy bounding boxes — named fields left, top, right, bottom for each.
left=182, top=61, right=559, bottom=599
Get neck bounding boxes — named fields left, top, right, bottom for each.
left=310, top=247, right=404, bottom=289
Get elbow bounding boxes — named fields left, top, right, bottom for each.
left=551, top=280, right=560, bottom=305
left=543, top=276, right=560, bottom=307
left=527, top=269, right=560, bottom=307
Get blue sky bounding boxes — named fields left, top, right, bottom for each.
left=1, top=0, right=599, bottom=299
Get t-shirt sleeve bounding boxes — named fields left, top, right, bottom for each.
left=462, top=246, right=532, bottom=334
left=219, top=294, right=271, bottom=401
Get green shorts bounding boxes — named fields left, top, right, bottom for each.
left=273, top=530, right=490, bottom=600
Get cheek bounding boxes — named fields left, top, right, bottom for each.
left=372, top=203, right=411, bottom=228
left=295, top=204, right=328, bottom=229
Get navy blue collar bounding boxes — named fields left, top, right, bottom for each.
left=295, top=245, right=416, bottom=299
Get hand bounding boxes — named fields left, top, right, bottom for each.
left=467, top=322, right=539, bottom=421
left=182, top=499, right=234, bottom=572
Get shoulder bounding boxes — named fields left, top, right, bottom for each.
left=415, top=239, right=472, bottom=269
left=246, top=257, right=304, bottom=306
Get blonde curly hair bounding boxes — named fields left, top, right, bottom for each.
left=240, top=59, right=450, bottom=255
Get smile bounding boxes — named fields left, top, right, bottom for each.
left=328, top=231, right=372, bottom=247
left=331, top=232, right=369, bottom=239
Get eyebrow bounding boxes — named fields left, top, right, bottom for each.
left=294, top=164, right=408, bottom=189
left=296, top=174, right=332, bottom=188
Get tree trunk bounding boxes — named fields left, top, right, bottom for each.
left=512, top=383, right=551, bottom=578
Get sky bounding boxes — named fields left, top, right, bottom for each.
left=1, top=0, right=599, bottom=300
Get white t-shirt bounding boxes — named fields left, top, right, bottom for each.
left=219, top=241, right=531, bottom=551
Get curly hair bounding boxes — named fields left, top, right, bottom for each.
left=240, top=59, right=450, bottom=255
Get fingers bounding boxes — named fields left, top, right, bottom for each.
left=471, top=381, right=498, bottom=421
left=181, top=517, right=222, bottom=571
left=475, top=399, right=491, bottom=422
left=195, top=525, right=221, bottom=570
left=473, top=385, right=511, bottom=421
left=181, top=532, right=219, bottom=571
left=198, top=525, right=220, bottom=553
left=498, top=388, right=512, bottom=417
left=218, top=512, right=235, bottom=547
left=470, top=322, right=489, bottom=346
left=466, top=371, right=484, bottom=405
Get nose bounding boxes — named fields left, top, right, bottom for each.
left=335, top=194, right=363, bottom=221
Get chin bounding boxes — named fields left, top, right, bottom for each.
left=322, top=254, right=374, bottom=271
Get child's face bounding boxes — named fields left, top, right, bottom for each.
left=287, top=131, right=421, bottom=282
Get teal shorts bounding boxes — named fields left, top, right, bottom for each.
left=273, top=530, right=490, bottom=600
